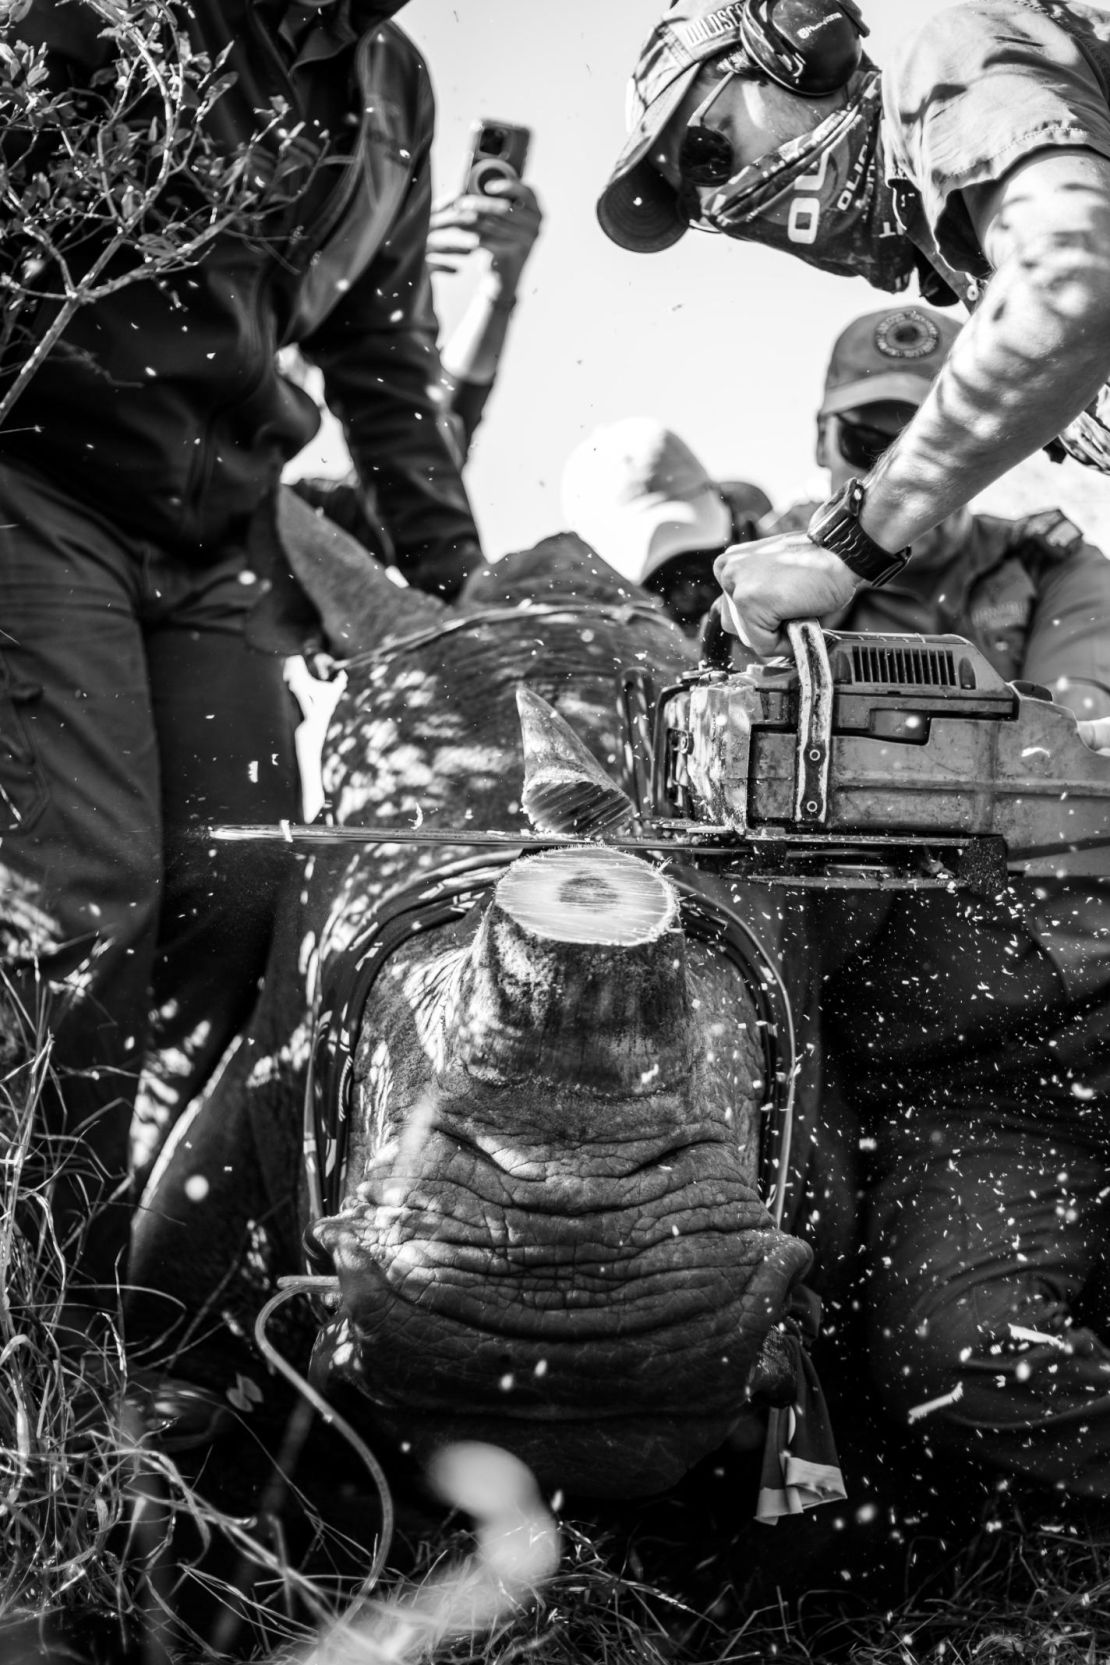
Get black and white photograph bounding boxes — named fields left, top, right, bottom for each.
left=3, top=3, right=1110, bottom=1661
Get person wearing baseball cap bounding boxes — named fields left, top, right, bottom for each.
left=741, top=300, right=1110, bottom=1515
left=817, top=307, right=960, bottom=427
left=597, top=0, right=1110, bottom=677
left=763, top=305, right=964, bottom=561
left=560, top=417, right=769, bottom=631
left=770, top=305, right=1110, bottom=688
left=811, top=306, right=963, bottom=578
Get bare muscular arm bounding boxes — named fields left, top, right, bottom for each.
left=717, top=148, right=1110, bottom=656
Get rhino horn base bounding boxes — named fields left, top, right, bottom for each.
left=449, top=847, right=692, bottom=1092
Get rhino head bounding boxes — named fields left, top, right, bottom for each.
left=277, top=492, right=814, bottom=1498
left=307, top=843, right=809, bottom=1497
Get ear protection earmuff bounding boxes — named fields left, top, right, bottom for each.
left=739, top=0, right=868, bottom=97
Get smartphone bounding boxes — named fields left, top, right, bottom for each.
left=462, top=119, right=531, bottom=197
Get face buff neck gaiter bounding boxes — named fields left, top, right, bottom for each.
left=694, top=69, right=916, bottom=293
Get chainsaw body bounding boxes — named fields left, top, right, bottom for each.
left=646, top=625, right=1110, bottom=889
left=213, top=622, right=1110, bottom=895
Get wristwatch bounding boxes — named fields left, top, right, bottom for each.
left=807, top=478, right=910, bottom=587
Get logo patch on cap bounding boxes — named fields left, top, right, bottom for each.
left=873, top=309, right=941, bottom=361
left=673, top=3, right=747, bottom=50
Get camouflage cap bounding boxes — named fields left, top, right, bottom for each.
left=596, top=0, right=866, bottom=254
left=596, top=2, right=755, bottom=255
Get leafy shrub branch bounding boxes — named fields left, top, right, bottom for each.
left=0, top=0, right=307, bottom=425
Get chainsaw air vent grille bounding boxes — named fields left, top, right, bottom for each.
left=848, top=643, right=958, bottom=688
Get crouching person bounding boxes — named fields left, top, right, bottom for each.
left=792, top=307, right=1110, bottom=1506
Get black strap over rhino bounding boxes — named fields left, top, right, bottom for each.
left=302, top=853, right=798, bottom=1244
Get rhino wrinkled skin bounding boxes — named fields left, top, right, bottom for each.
left=130, top=493, right=822, bottom=1500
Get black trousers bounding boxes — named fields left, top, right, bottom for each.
left=822, top=885, right=1110, bottom=1498
left=0, top=461, right=300, bottom=1288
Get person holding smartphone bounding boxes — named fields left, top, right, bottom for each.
left=290, top=123, right=542, bottom=535
left=426, top=170, right=544, bottom=463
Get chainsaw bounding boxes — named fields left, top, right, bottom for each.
left=212, top=611, right=1110, bottom=893
left=638, top=612, right=1110, bottom=890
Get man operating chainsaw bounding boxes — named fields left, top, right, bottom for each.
left=762, top=302, right=1110, bottom=1506
left=596, top=0, right=1110, bottom=664
left=765, top=305, right=1110, bottom=721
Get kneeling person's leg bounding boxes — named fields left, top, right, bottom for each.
left=868, top=1082, right=1110, bottom=1497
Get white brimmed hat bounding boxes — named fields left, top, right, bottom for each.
left=561, top=419, right=731, bottom=584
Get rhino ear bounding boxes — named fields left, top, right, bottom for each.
left=274, top=486, right=447, bottom=656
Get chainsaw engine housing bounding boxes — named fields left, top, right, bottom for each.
left=651, top=630, right=1110, bottom=884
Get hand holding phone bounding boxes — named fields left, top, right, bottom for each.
left=462, top=119, right=531, bottom=196
left=429, top=177, right=542, bottom=279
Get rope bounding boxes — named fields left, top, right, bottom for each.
left=254, top=1278, right=395, bottom=1593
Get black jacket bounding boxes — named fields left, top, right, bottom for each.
left=0, top=0, right=480, bottom=593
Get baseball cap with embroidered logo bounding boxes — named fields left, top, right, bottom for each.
left=819, top=306, right=962, bottom=417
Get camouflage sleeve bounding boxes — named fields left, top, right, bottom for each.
left=883, top=2, right=1110, bottom=278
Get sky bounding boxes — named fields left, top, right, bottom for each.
left=290, top=0, right=1110, bottom=558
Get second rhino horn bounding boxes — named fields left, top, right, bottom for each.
left=516, top=684, right=635, bottom=837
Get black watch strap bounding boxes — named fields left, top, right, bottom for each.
left=807, top=478, right=910, bottom=587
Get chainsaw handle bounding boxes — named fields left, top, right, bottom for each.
left=786, top=619, right=832, bottom=825
left=698, top=606, right=832, bottom=823
left=698, top=597, right=734, bottom=672
left=699, top=600, right=827, bottom=674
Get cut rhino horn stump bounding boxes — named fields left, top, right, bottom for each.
left=516, top=684, right=635, bottom=837
left=451, top=846, right=690, bottom=1091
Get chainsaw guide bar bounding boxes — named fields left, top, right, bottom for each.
left=211, top=622, right=1110, bottom=894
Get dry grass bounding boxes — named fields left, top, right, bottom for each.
left=306, top=1507, right=1110, bottom=1665
left=0, top=1007, right=133, bottom=1634
left=2, top=1016, right=1109, bottom=1664
left=0, top=1010, right=355, bottom=1661
left=837, top=1519, right=1110, bottom=1665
